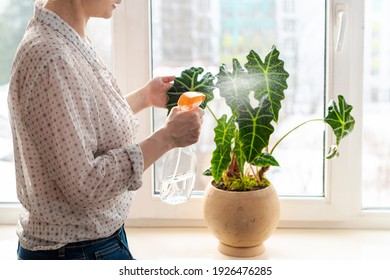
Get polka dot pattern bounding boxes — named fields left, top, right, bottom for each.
left=8, top=3, right=144, bottom=250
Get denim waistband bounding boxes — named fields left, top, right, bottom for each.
left=18, top=224, right=132, bottom=260
left=64, top=225, right=124, bottom=248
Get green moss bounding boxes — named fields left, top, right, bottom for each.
left=221, top=175, right=271, bottom=191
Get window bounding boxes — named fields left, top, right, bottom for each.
left=362, top=0, right=390, bottom=209
left=283, top=0, right=295, bottom=13
left=152, top=0, right=325, bottom=198
left=118, top=0, right=390, bottom=228
left=284, top=19, right=297, bottom=32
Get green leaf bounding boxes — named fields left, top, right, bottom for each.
left=203, top=167, right=212, bottom=176
left=324, top=95, right=355, bottom=144
left=166, top=67, right=215, bottom=114
left=326, top=145, right=339, bottom=159
left=324, top=95, right=355, bottom=158
left=210, top=115, right=235, bottom=183
left=252, top=152, right=280, bottom=167
left=244, top=46, right=289, bottom=122
left=216, top=59, right=250, bottom=115
left=236, top=95, right=274, bottom=163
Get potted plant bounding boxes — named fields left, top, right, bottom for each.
left=166, top=46, right=355, bottom=257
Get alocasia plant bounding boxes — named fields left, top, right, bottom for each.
left=166, top=67, right=215, bottom=113
left=166, top=46, right=355, bottom=191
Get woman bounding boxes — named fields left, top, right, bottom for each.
left=8, top=0, right=204, bottom=260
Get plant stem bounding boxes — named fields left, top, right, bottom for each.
left=269, top=118, right=324, bottom=155
left=206, top=105, right=219, bottom=122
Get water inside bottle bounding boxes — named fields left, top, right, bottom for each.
left=160, top=172, right=196, bottom=205
left=160, top=145, right=197, bottom=205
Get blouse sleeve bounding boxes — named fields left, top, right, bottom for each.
left=22, top=56, right=144, bottom=208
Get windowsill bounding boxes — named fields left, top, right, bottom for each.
left=1, top=226, right=390, bottom=260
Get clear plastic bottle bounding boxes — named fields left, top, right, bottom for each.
left=160, top=145, right=197, bottom=204
left=160, top=91, right=205, bottom=205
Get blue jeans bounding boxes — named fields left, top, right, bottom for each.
left=17, top=225, right=135, bottom=260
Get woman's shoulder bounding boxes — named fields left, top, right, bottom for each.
left=11, top=29, right=77, bottom=86
left=14, top=34, right=74, bottom=74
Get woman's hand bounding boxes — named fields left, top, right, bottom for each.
left=139, top=106, right=204, bottom=170
left=162, top=106, right=204, bottom=148
left=125, top=76, right=174, bottom=113
left=144, top=76, right=175, bottom=108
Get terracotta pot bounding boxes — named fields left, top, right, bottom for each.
left=203, top=181, right=280, bottom=257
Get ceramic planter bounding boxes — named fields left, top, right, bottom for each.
left=203, top=181, right=280, bottom=257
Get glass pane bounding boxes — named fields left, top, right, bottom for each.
left=0, top=1, right=112, bottom=203
left=362, top=0, right=390, bottom=209
left=151, top=0, right=326, bottom=197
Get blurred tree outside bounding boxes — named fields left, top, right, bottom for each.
left=0, top=0, right=34, bottom=85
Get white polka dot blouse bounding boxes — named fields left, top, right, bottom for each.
left=8, top=2, right=144, bottom=250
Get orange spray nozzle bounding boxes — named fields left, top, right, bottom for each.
left=177, top=91, right=206, bottom=111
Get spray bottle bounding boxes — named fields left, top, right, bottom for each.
left=160, top=92, right=206, bottom=205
